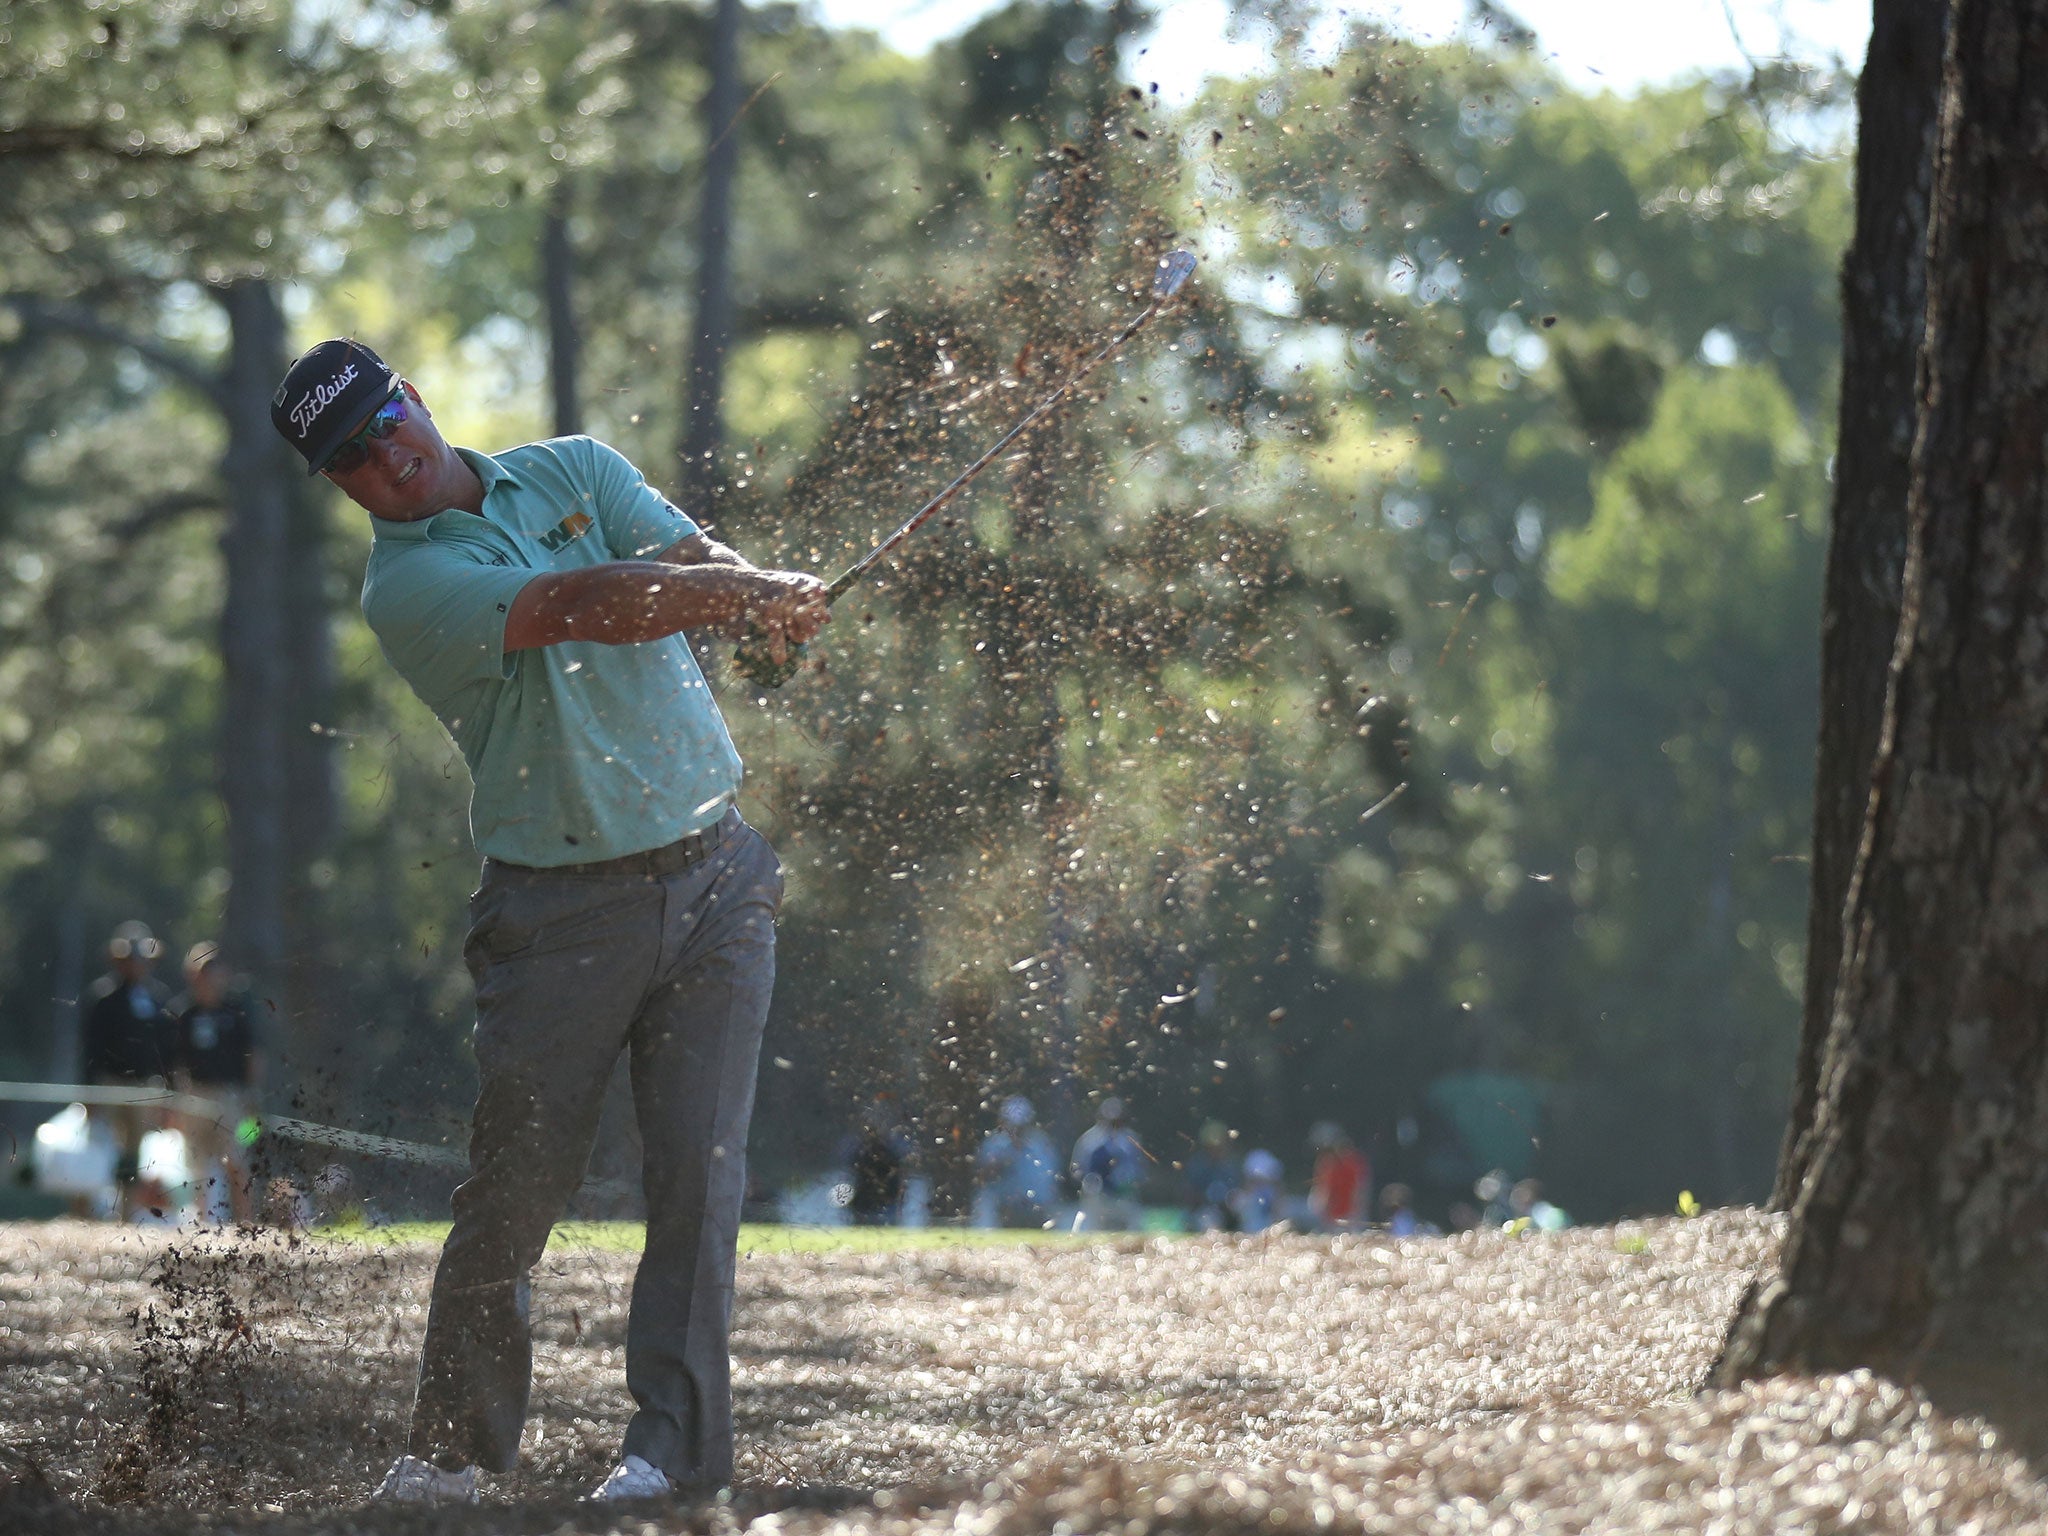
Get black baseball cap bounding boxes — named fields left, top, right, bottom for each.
left=272, top=338, right=399, bottom=476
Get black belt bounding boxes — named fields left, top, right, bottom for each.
left=490, top=806, right=739, bottom=880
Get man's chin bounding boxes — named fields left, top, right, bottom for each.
left=382, top=469, right=442, bottom=516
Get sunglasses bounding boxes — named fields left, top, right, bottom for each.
left=320, top=384, right=409, bottom=476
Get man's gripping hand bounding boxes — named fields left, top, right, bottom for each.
left=733, top=569, right=830, bottom=664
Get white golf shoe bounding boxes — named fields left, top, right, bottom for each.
left=587, top=1453, right=674, bottom=1501
left=372, top=1453, right=480, bottom=1504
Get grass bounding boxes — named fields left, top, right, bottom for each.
left=316, top=1218, right=1099, bottom=1254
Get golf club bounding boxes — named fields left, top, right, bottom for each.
left=733, top=249, right=1199, bottom=689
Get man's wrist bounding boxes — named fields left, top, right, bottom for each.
left=694, top=536, right=754, bottom=570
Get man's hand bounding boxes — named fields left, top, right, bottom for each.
left=657, top=534, right=829, bottom=655
left=735, top=570, right=831, bottom=663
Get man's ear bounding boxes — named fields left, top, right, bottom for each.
left=402, top=378, right=428, bottom=413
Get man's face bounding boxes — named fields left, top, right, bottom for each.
left=321, top=381, right=469, bottom=520
left=187, top=961, right=227, bottom=1007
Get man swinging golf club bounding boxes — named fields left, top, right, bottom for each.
left=271, top=339, right=829, bottom=1504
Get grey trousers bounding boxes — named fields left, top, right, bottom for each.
left=408, top=809, right=781, bottom=1485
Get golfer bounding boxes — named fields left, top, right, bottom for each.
left=271, top=339, right=829, bottom=1504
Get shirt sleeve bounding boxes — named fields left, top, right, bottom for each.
left=363, top=541, right=539, bottom=707
left=577, top=438, right=701, bottom=559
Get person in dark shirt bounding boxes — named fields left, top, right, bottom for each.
left=1070, top=1097, right=1146, bottom=1232
left=79, top=919, right=174, bottom=1215
left=171, top=941, right=261, bottom=1224
left=1182, top=1119, right=1240, bottom=1232
left=844, top=1102, right=910, bottom=1225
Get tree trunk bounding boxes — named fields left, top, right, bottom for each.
left=917, top=979, right=1001, bottom=1222
left=1716, top=0, right=2048, bottom=1404
left=215, top=280, right=293, bottom=1009
left=1773, top=0, right=1947, bottom=1210
left=539, top=0, right=582, bottom=440
left=1701, top=765, right=1744, bottom=1204
left=216, top=279, right=334, bottom=1113
left=544, top=184, right=582, bottom=438
left=281, top=477, right=333, bottom=880
left=677, top=0, right=743, bottom=515
left=45, top=804, right=91, bottom=1082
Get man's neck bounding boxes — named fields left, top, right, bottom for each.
left=449, top=458, right=486, bottom=515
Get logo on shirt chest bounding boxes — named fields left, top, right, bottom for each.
left=538, top=509, right=595, bottom=553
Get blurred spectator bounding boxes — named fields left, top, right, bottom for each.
left=79, top=920, right=174, bottom=1218
left=843, top=1102, right=912, bottom=1225
left=1307, top=1121, right=1371, bottom=1232
left=264, top=1175, right=316, bottom=1230
left=741, top=1166, right=778, bottom=1225
left=1231, top=1148, right=1285, bottom=1233
left=171, top=941, right=261, bottom=1225
left=1509, top=1177, right=1571, bottom=1231
left=1378, top=1182, right=1438, bottom=1237
left=973, top=1096, right=1060, bottom=1229
left=1070, top=1097, right=1146, bottom=1231
left=1474, top=1168, right=1515, bottom=1228
left=1182, top=1120, right=1240, bottom=1232
left=129, top=1167, right=181, bottom=1227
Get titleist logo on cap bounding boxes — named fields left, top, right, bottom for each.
left=288, top=363, right=360, bottom=439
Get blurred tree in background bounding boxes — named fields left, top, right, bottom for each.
left=0, top=0, right=1850, bottom=1220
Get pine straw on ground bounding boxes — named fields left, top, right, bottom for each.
left=0, top=1208, right=2042, bottom=1534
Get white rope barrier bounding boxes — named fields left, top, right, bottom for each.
left=0, top=1079, right=646, bottom=1201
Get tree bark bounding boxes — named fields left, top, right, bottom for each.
left=1702, top=769, right=1744, bottom=1204
left=537, top=0, right=582, bottom=440
left=1773, top=0, right=1947, bottom=1210
left=676, top=0, right=743, bottom=515
left=215, top=279, right=333, bottom=1090
left=917, top=979, right=1001, bottom=1222
left=215, top=280, right=292, bottom=1000
left=544, top=184, right=582, bottom=438
left=1717, top=0, right=2048, bottom=1397
left=45, top=805, right=92, bottom=1084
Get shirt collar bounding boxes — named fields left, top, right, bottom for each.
left=458, top=445, right=523, bottom=494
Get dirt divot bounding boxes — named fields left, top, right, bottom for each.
left=95, top=1232, right=293, bottom=1503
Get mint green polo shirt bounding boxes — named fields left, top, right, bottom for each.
left=361, top=437, right=743, bottom=867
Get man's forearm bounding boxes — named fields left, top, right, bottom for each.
left=511, top=560, right=763, bottom=648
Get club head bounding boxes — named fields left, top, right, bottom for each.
left=1153, top=249, right=1198, bottom=299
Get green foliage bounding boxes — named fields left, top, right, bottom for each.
left=1555, top=323, right=1667, bottom=449
left=0, top=2, right=1851, bottom=1219
left=0, top=0, right=551, bottom=295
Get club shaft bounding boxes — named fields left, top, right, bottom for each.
left=825, top=297, right=1170, bottom=602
